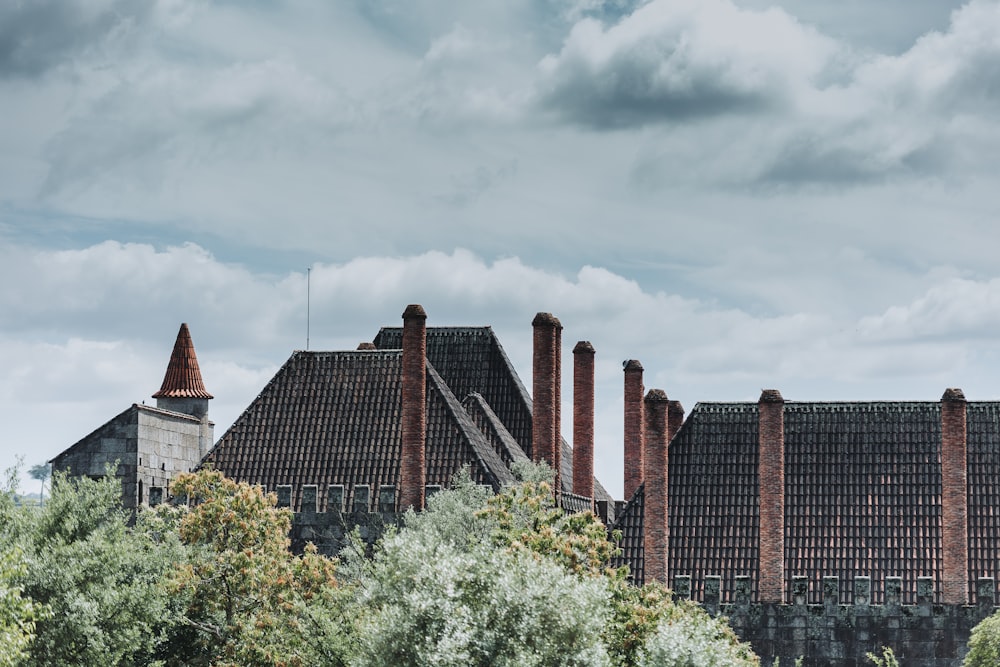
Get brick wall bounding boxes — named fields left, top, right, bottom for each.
left=572, top=341, right=596, bottom=499
left=941, top=388, right=969, bottom=605
left=644, top=389, right=669, bottom=584
left=400, top=304, right=427, bottom=511
left=759, top=389, right=786, bottom=603
left=623, top=360, right=645, bottom=500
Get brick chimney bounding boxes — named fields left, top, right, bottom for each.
left=941, top=388, right=969, bottom=605
left=758, top=389, right=785, bottom=603
left=644, top=389, right=669, bottom=584
left=554, top=319, right=563, bottom=493
left=399, top=305, right=427, bottom=511
left=623, top=360, right=645, bottom=500
left=667, top=400, right=685, bottom=443
left=532, top=313, right=560, bottom=475
left=572, top=341, right=595, bottom=499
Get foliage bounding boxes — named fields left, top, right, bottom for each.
left=965, top=612, right=1000, bottom=667
left=27, top=464, right=50, bottom=506
left=0, top=546, right=44, bottom=667
left=866, top=646, right=900, bottom=666
left=637, top=602, right=760, bottom=667
left=477, top=461, right=624, bottom=579
left=166, top=469, right=345, bottom=667
left=12, top=470, right=182, bottom=667
left=351, top=477, right=613, bottom=667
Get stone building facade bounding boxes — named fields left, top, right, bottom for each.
left=51, top=323, right=213, bottom=509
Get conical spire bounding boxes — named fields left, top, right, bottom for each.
left=152, top=323, right=213, bottom=399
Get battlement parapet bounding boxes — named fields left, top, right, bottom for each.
left=669, top=574, right=996, bottom=667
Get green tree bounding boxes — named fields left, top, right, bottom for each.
left=637, top=600, right=760, bottom=667
left=347, top=468, right=612, bottom=667
left=27, top=464, right=50, bottom=507
left=965, top=612, right=1000, bottom=666
left=7, top=470, right=182, bottom=666
left=165, top=469, right=345, bottom=667
left=0, top=546, right=43, bottom=666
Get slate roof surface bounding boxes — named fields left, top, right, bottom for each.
left=617, top=400, right=1000, bottom=604
left=205, top=350, right=512, bottom=512
left=967, top=402, right=1000, bottom=589
left=153, top=323, right=213, bottom=399
left=374, top=326, right=615, bottom=506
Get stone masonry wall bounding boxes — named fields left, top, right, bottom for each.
left=673, top=574, right=997, bottom=667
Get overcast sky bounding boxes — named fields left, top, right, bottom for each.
left=3, top=0, right=998, bottom=498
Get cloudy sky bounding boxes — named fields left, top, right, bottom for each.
left=3, top=0, right=998, bottom=498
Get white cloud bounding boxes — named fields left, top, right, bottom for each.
left=6, top=241, right=1000, bottom=497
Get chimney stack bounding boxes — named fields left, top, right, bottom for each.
left=758, top=389, right=785, bottom=603
left=667, top=400, right=685, bottom=443
left=532, top=313, right=560, bottom=480
left=399, top=305, right=427, bottom=511
left=623, top=360, right=645, bottom=500
left=572, top=341, right=596, bottom=499
left=941, top=388, right=969, bottom=605
left=643, top=389, right=670, bottom=584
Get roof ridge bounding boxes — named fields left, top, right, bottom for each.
left=152, top=323, right=213, bottom=400
left=426, top=362, right=514, bottom=490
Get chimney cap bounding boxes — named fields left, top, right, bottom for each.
left=573, top=341, right=595, bottom=354
left=759, top=389, right=784, bottom=403
left=645, top=388, right=669, bottom=403
left=942, top=387, right=966, bottom=402
left=623, top=359, right=643, bottom=372
left=668, top=399, right=685, bottom=413
left=402, top=304, right=427, bottom=320
left=357, top=342, right=376, bottom=350
left=532, top=312, right=560, bottom=327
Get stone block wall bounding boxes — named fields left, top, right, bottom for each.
left=135, top=408, right=207, bottom=507
left=674, top=574, right=997, bottom=667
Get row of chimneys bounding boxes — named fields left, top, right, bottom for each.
left=397, top=305, right=972, bottom=605
left=396, top=305, right=681, bottom=584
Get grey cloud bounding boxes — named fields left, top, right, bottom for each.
left=0, top=1, right=150, bottom=77
left=536, top=2, right=834, bottom=129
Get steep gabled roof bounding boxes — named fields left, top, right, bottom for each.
left=616, top=399, right=1000, bottom=604
left=152, top=323, right=213, bottom=399
left=204, top=350, right=513, bottom=511
left=373, top=326, right=615, bottom=505
left=462, top=392, right=531, bottom=469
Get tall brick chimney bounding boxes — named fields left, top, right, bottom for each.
left=758, top=389, right=785, bottom=603
left=644, top=389, right=669, bottom=584
left=572, top=341, right=595, bottom=499
left=532, top=313, right=560, bottom=475
left=399, top=305, right=427, bottom=511
left=554, top=319, right=563, bottom=494
left=941, top=388, right=969, bottom=605
left=667, top=400, right=685, bottom=443
left=623, top=360, right=645, bottom=500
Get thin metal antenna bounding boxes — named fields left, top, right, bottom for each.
left=306, top=266, right=311, bottom=351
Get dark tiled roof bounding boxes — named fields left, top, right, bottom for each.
left=462, top=392, right=531, bottom=468
left=205, top=350, right=511, bottom=511
left=782, top=402, right=943, bottom=604
left=967, top=403, right=1000, bottom=589
left=667, top=403, right=759, bottom=601
left=373, top=326, right=614, bottom=505
left=617, top=400, right=999, bottom=604
left=611, top=485, right=645, bottom=585
left=152, top=323, right=213, bottom=399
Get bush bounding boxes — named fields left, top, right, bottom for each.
left=638, top=605, right=760, bottom=667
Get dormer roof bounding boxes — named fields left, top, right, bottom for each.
left=152, top=323, right=213, bottom=400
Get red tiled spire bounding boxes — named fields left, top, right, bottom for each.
left=152, top=323, right=213, bottom=399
